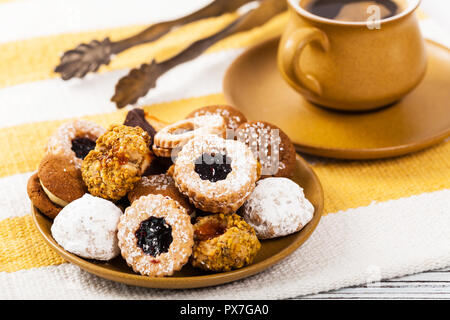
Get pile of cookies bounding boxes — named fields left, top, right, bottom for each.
left=27, top=105, right=314, bottom=277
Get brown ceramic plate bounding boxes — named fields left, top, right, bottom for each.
left=223, top=38, right=450, bottom=159
left=32, top=154, right=323, bottom=289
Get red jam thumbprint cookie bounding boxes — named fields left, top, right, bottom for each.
left=173, top=134, right=258, bottom=214
left=117, top=194, right=194, bottom=277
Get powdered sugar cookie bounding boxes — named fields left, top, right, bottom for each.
left=242, top=177, right=314, bottom=239
left=51, top=194, right=122, bottom=260
left=45, top=120, right=106, bottom=169
left=173, top=134, right=258, bottom=214
left=117, top=194, right=194, bottom=277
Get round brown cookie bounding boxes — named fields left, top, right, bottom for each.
left=27, top=173, right=62, bottom=219
left=186, top=105, right=247, bottom=132
left=236, top=121, right=296, bottom=178
left=38, top=154, right=87, bottom=207
left=128, top=174, right=194, bottom=216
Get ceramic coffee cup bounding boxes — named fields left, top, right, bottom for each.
left=278, top=0, right=426, bottom=111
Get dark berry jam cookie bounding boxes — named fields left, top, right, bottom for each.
left=45, top=120, right=105, bottom=169
left=173, top=134, right=258, bottom=214
left=117, top=194, right=194, bottom=276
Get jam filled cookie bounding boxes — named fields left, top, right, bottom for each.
left=242, top=177, right=314, bottom=239
left=51, top=194, right=122, bottom=261
left=45, top=120, right=106, bottom=169
left=117, top=194, right=194, bottom=277
left=82, top=125, right=152, bottom=201
left=36, top=154, right=86, bottom=211
left=173, top=134, right=258, bottom=214
left=127, top=174, right=194, bottom=217
left=153, top=115, right=226, bottom=157
left=186, top=105, right=247, bottom=132
left=236, top=121, right=296, bottom=178
left=191, top=213, right=261, bottom=272
left=27, top=173, right=62, bottom=219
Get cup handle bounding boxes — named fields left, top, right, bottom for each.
left=279, top=27, right=330, bottom=95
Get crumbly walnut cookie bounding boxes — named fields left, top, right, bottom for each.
left=153, top=115, right=226, bottom=150
left=173, top=134, right=258, bottom=214
left=117, top=194, right=194, bottom=277
left=186, top=105, right=247, bottom=132
left=81, top=125, right=152, bottom=201
left=191, top=213, right=261, bottom=272
left=236, top=121, right=296, bottom=178
left=45, top=120, right=106, bottom=169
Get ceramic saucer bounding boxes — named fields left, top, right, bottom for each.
left=223, top=38, right=450, bottom=159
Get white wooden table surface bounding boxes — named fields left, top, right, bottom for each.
left=295, top=0, right=450, bottom=300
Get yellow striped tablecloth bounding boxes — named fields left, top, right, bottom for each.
left=0, top=0, right=449, bottom=299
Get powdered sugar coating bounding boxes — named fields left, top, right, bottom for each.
left=46, top=120, right=106, bottom=169
left=51, top=194, right=122, bottom=260
left=117, top=194, right=194, bottom=277
left=173, top=134, right=258, bottom=214
left=242, top=178, right=314, bottom=239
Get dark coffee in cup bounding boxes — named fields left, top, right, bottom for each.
left=300, top=0, right=406, bottom=22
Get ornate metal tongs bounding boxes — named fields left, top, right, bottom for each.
left=54, top=0, right=257, bottom=80
left=111, top=0, right=287, bottom=108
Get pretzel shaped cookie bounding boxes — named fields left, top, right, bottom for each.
left=153, top=115, right=226, bottom=157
